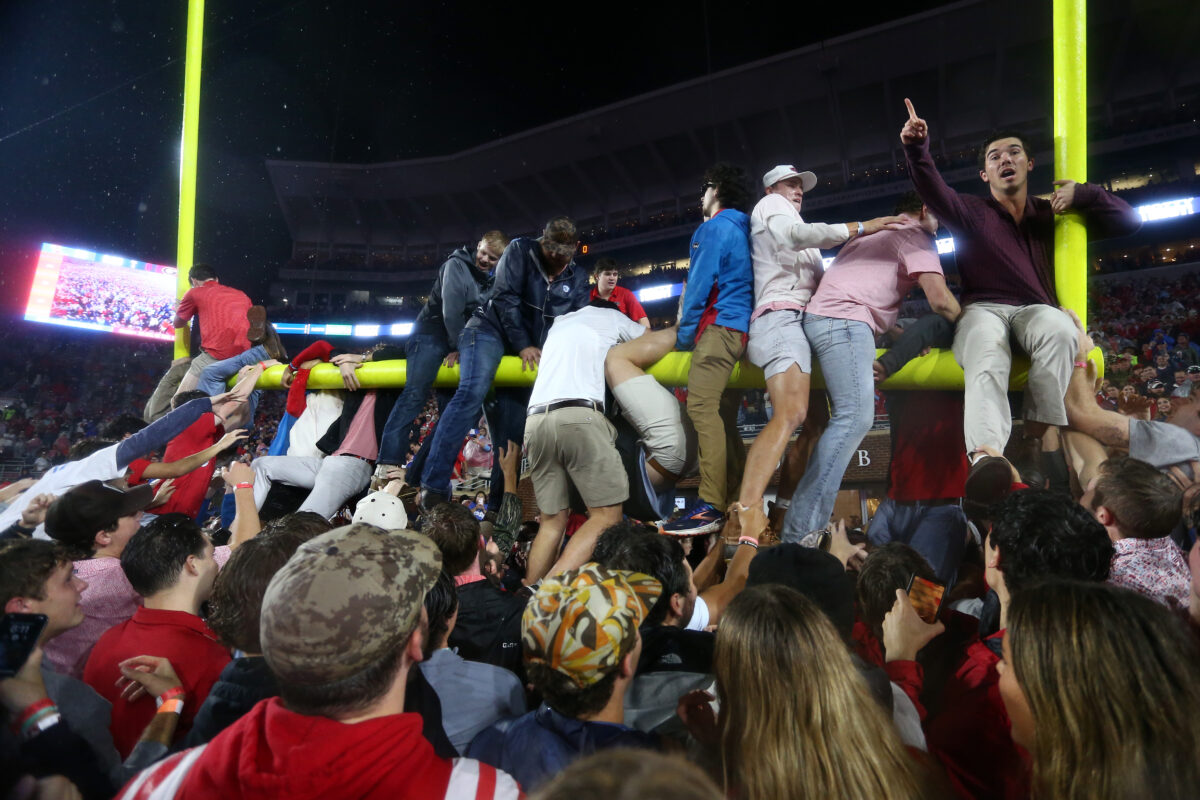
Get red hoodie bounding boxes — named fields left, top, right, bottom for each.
left=116, top=698, right=522, bottom=800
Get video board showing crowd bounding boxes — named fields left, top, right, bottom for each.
left=24, top=243, right=177, bottom=341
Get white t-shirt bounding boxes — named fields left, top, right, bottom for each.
left=0, top=444, right=122, bottom=538
left=287, top=392, right=344, bottom=458
left=528, top=306, right=646, bottom=409
left=684, top=595, right=711, bottom=632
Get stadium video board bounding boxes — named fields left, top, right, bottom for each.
left=23, top=243, right=177, bottom=341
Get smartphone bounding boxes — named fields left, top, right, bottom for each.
left=0, top=613, right=47, bottom=678
left=906, top=574, right=945, bottom=624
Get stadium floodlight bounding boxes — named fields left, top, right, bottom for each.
left=1136, top=197, right=1196, bottom=223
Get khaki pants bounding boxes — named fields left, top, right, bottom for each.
left=952, top=302, right=1075, bottom=452
left=686, top=325, right=746, bottom=508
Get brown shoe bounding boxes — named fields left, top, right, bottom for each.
left=247, top=305, right=267, bottom=343
left=965, top=455, right=1015, bottom=508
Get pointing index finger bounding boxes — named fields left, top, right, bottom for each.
left=904, top=98, right=918, bottom=121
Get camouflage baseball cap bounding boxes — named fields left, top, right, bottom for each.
left=522, top=563, right=661, bottom=688
left=260, top=522, right=441, bottom=685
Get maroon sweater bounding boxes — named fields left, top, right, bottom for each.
left=904, top=138, right=1140, bottom=307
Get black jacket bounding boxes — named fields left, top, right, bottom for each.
left=472, top=237, right=591, bottom=352
left=449, top=580, right=527, bottom=680
left=414, top=246, right=494, bottom=349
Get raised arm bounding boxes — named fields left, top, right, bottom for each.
left=140, top=429, right=248, bottom=480
left=900, top=99, right=976, bottom=231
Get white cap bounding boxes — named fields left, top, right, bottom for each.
left=762, top=165, right=817, bottom=192
left=352, top=491, right=408, bottom=530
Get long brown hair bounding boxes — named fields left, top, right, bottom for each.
left=1008, top=580, right=1200, bottom=800
left=713, top=585, right=930, bottom=800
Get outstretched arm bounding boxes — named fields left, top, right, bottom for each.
left=1062, top=310, right=1130, bottom=449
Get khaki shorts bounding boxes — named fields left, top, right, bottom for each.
left=611, top=374, right=697, bottom=478
left=525, top=406, right=628, bottom=514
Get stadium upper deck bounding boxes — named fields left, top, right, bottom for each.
left=266, top=0, right=1197, bottom=282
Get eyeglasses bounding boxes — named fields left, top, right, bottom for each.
left=701, top=181, right=717, bottom=193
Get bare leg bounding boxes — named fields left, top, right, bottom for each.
left=735, top=365, right=811, bottom=511
left=606, top=326, right=678, bottom=387
left=545, top=504, right=623, bottom=578
left=525, top=509, right=568, bottom=585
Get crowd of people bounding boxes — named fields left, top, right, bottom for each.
left=48, top=263, right=176, bottom=339
left=3, top=102, right=1200, bottom=800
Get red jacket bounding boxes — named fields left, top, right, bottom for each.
left=892, top=630, right=1031, bottom=800
left=115, top=698, right=522, bottom=800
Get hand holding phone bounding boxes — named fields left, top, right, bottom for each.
left=0, top=614, right=50, bottom=716
left=1, top=613, right=47, bottom=679
left=906, top=574, right=946, bottom=624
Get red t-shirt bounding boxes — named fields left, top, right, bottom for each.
left=176, top=282, right=253, bottom=360
left=126, top=414, right=223, bottom=518
left=83, top=607, right=230, bottom=757
left=886, top=391, right=967, bottom=501
left=590, top=285, right=647, bottom=323
left=159, top=414, right=222, bottom=517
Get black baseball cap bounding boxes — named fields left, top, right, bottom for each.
left=746, top=544, right=855, bottom=641
left=45, top=480, right=153, bottom=538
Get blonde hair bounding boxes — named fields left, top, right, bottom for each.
left=713, top=585, right=932, bottom=800
left=480, top=229, right=510, bottom=253
left=1008, top=581, right=1200, bottom=800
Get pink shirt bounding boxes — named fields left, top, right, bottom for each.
left=1108, top=536, right=1191, bottom=610
left=805, top=220, right=943, bottom=334
left=333, top=393, right=379, bottom=461
left=43, top=547, right=233, bottom=679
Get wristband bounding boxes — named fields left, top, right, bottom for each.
left=14, top=698, right=55, bottom=732
left=157, top=698, right=184, bottom=716
left=22, top=710, right=61, bottom=739
left=234, top=482, right=254, bottom=490
left=856, top=221, right=864, bottom=236
left=1073, top=360, right=1088, bottom=369
left=737, top=536, right=759, bottom=549
left=156, top=686, right=186, bottom=708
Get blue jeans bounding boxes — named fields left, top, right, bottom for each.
left=197, top=345, right=270, bottom=395
left=868, top=499, right=967, bottom=587
left=421, top=325, right=505, bottom=499
left=781, top=314, right=877, bottom=542
left=483, top=386, right=531, bottom=510
left=377, top=332, right=449, bottom=465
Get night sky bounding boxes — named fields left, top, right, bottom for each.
left=0, top=1, right=955, bottom=306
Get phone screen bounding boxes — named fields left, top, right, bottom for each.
left=0, top=613, right=48, bottom=678
left=906, top=575, right=945, bottom=624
